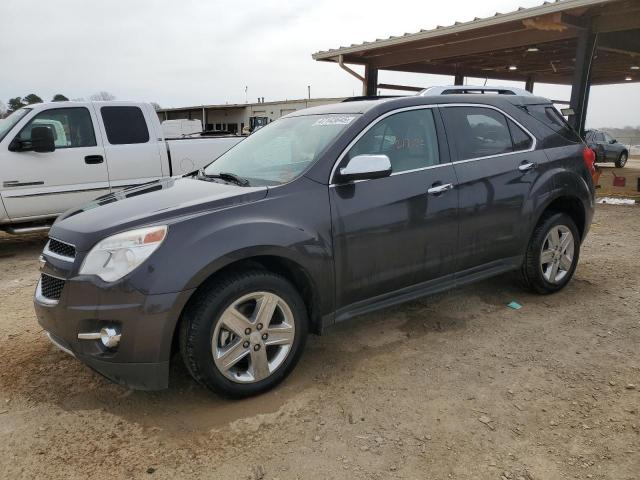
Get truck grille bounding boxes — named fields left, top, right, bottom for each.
left=40, top=274, right=65, bottom=300
left=47, top=238, right=76, bottom=259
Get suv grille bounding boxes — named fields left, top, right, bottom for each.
left=40, top=274, right=65, bottom=300
left=48, top=238, right=76, bottom=259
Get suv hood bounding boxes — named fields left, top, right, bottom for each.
left=50, top=177, right=268, bottom=251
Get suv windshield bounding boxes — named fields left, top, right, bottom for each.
left=204, top=114, right=359, bottom=186
left=0, top=108, right=31, bottom=143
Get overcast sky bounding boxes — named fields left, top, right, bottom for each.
left=1, top=0, right=638, bottom=128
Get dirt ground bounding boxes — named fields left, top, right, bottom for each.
left=0, top=205, right=638, bottom=480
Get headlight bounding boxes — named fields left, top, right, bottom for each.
left=79, top=226, right=167, bottom=282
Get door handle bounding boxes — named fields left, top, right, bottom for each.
left=85, top=155, right=104, bottom=164
left=427, top=183, right=454, bottom=195
left=518, top=161, right=536, bottom=172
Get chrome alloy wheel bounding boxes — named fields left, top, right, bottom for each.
left=212, top=292, right=295, bottom=383
left=540, top=225, right=575, bottom=284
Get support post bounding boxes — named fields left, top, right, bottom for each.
left=454, top=73, right=464, bottom=86
left=568, top=24, right=597, bottom=136
left=525, top=76, right=535, bottom=93
left=364, top=64, right=378, bottom=96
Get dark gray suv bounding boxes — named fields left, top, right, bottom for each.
left=35, top=94, right=596, bottom=397
left=585, top=129, right=629, bottom=167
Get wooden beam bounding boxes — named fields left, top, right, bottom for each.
left=597, top=29, right=640, bottom=56
left=384, top=62, right=573, bottom=84
left=368, top=28, right=576, bottom=69
left=592, top=10, right=640, bottom=33
left=377, top=83, right=424, bottom=92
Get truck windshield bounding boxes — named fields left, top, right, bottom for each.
left=0, top=108, right=31, bottom=143
left=204, top=114, right=360, bottom=186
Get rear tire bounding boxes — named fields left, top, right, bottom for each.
left=521, top=213, right=580, bottom=294
left=179, top=269, right=308, bottom=398
left=615, top=152, right=628, bottom=168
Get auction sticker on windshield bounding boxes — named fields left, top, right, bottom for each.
left=313, top=115, right=356, bottom=126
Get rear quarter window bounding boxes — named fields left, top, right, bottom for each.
left=525, top=105, right=581, bottom=144
left=101, top=106, right=150, bottom=145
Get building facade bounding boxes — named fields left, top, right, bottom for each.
left=157, top=97, right=344, bottom=134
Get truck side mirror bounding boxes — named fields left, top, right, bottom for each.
left=31, top=126, right=56, bottom=153
left=609, top=138, right=617, bottom=144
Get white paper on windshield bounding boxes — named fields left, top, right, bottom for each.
left=313, top=115, right=356, bottom=126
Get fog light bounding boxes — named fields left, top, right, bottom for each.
left=78, top=327, right=121, bottom=348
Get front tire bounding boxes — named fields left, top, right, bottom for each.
left=615, top=152, right=628, bottom=168
left=179, top=270, right=308, bottom=397
left=521, top=213, right=580, bottom=294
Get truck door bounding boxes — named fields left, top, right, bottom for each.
left=95, top=104, right=164, bottom=190
left=1, top=106, right=109, bottom=219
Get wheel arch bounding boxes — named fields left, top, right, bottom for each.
left=169, top=251, right=324, bottom=358
left=533, top=195, right=587, bottom=240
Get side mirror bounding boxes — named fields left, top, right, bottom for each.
left=609, top=138, right=617, bottom=144
left=31, top=126, right=56, bottom=153
left=337, top=154, right=392, bottom=183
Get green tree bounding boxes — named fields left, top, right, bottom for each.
left=24, top=93, right=43, bottom=104
left=52, top=94, right=69, bottom=102
left=7, top=97, right=25, bottom=112
left=0, top=101, right=7, bottom=119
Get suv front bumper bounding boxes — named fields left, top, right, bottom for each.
left=34, top=275, right=194, bottom=391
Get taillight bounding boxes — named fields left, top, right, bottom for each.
left=583, top=147, right=599, bottom=186
left=583, top=147, right=596, bottom=174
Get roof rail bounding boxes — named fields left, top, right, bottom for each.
left=418, top=85, right=534, bottom=97
left=341, top=95, right=404, bottom=102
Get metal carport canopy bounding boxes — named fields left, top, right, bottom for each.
left=312, top=0, right=640, bottom=132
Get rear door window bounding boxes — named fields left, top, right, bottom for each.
left=508, top=119, right=534, bottom=151
left=100, top=106, right=149, bottom=145
left=440, top=106, right=515, bottom=160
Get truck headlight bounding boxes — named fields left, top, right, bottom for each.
left=79, top=226, right=167, bottom=282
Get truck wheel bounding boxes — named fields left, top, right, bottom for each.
left=179, top=270, right=308, bottom=397
left=615, top=152, right=628, bottom=168
left=521, top=213, right=580, bottom=294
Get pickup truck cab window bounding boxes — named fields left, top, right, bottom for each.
left=100, top=106, right=150, bottom=145
left=345, top=108, right=440, bottom=173
left=15, top=107, right=96, bottom=149
left=204, top=114, right=358, bottom=186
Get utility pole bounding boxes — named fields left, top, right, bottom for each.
left=308, top=85, right=311, bottom=100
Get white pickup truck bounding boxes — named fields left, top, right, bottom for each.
left=0, top=101, right=243, bottom=233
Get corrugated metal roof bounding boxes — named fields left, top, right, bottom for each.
left=312, top=0, right=612, bottom=60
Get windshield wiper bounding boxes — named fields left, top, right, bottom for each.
left=198, top=170, right=250, bottom=186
